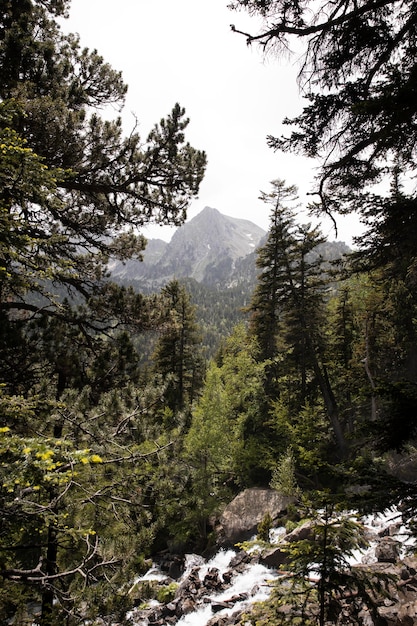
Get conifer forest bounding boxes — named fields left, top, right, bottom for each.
left=2, top=1, right=417, bottom=624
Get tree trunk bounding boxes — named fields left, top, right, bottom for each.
left=318, top=509, right=329, bottom=626
left=364, top=318, right=378, bottom=421
left=40, top=520, right=58, bottom=626
left=312, top=356, right=347, bottom=460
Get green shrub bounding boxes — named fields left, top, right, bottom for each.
left=156, top=582, right=179, bottom=603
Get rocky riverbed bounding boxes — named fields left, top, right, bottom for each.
left=125, top=505, right=417, bottom=626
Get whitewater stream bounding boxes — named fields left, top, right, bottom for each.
left=177, top=551, right=279, bottom=626
left=127, top=508, right=414, bottom=626
left=127, top=548, right=280, bottom=625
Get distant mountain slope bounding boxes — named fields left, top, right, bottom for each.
left=107, top=238, right=168, bottom=282
left=108, top=206, right=266, bottom=289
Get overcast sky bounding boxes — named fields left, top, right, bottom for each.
left=63, top=0, right=361, bottom=245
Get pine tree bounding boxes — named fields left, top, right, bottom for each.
left=248, top=181, right=347, bottom=458
left=0, top=1, right=206, bottom=330
left=249, top=181, right=298, bottom=359
left=0, top=3, right=206, bottom=622
left=248, top=180, right=299, bottom=398
left=152, top=280, right=205, bottom=415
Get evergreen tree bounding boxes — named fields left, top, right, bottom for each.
left=281, top=222, right=328, bottom=405
left=249, top=180, right=298, bottom=365
left=152, top=280, right=205, bottom=415
left=182, top=324, right=269, bottom=543
left=0, top=3, right=206, bottom=622
left=248, top=180, right=347, bottom=458
left=0, top=1, right=206, bottom=330
left=212, top=324, right=273, bottom=485
left=246, top=501, right=392, bottom=626
left=183, top=363, right=235, bottom=543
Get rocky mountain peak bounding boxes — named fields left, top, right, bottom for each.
left=108, top=207, right=266, bottom=288
left=166, top=206, right=265, bottom=269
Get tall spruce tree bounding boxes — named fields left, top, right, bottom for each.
left=230, top=0, right=417, bottom=397
left=248, top=180, right=347, bottom=459
left=249, top=180, right=299, bottom=365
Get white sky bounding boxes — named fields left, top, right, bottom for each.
left=63, top=0, right=361, bottom=245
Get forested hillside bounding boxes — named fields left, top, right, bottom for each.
left=2, top=1, right=417, bottom=625
left=119, top=236, right=351, bottom=360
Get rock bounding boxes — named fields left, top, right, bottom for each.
left=401, top=566, right=410, bottom=581
left=206, top=616, right=232, bottom=626
left=222, top=570, right=234, bottom=584
left=181, top=597, right=197, bottom=614
left=211, top=600, right=233, bottom=612
left=165, top=601, right=178, bottom=613
left=260, top=546, right=289, bottom=568
left=154, top=553, right=185, bottom=579
left=284, top=520, right=313, bottom=543
left=227, top=593, right=249, bottom=603
left=259, top=520, right=313, bottom=568
left=229, top=549, right=257, bottom=570
left=204, top=567, right=223, bottom=591
left=218, top=488, right=295, bottom=545
left=379, top=521, right=402, bottom=538
left=375, top=536, right=401, bottom=563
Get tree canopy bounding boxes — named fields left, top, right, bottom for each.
left=0, top=3, right=207, bottom=622
left=229, top=0, right=417, bottom=219
left=3, top=1, right=417, bottom=623
left=0, top=0, right=206, bottom=328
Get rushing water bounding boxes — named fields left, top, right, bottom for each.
left=175, top=551, right=279, bottom=626
left=128, top=508, right=414, bottom=626
left=128, top=548, right=279, bottom=626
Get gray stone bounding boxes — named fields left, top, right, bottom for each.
left=284, top=520, right=313, bottom=543
left=260, top=546, right=289, bottom=568
left=217, top=488, right=295, bottom=545
left=375, top=536, right=401, bottom=563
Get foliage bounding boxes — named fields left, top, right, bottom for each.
left=270, top=448, right=301, bottom=499
left=152, top=280, right=205, bottom=415
left=230, top=4, right=417, bottom=431
left=248, top=179, right=300, bottom=367
left=230, top=0, right=417, bottom=219
left=0, top=2, right=207, bottom=622
left=2, top=0, right=417, bottom=621
left=248, top=180, right=347, bottom=462
left=257, top=512, right=273, bottom=542
left=156, top=582, right=179, bottom=604
left=182, top=362, right=236, bottom=543
left=0, top=384, right=178, bottom=622
left=0, top=1, right=206, bottom=332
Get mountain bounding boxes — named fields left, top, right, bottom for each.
left=109, top=207, right=352, bottom=358
left=108, top=206, right=266, bottom=289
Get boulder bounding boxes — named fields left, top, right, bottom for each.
left=217, top=488, right=295, bottom=546
left=284, top=520, right=313, bottom=543
left=259, top=520, right=313, bottom=568
left=375, top=536, right=402, bottom=563
left=260, top=546, right=289, bottom=568
left=154, top=553, right=185, bottom=579
left=203, top=567, right=223, bottom=591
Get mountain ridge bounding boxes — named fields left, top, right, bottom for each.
left=108, top=206, right=266, bottom=288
